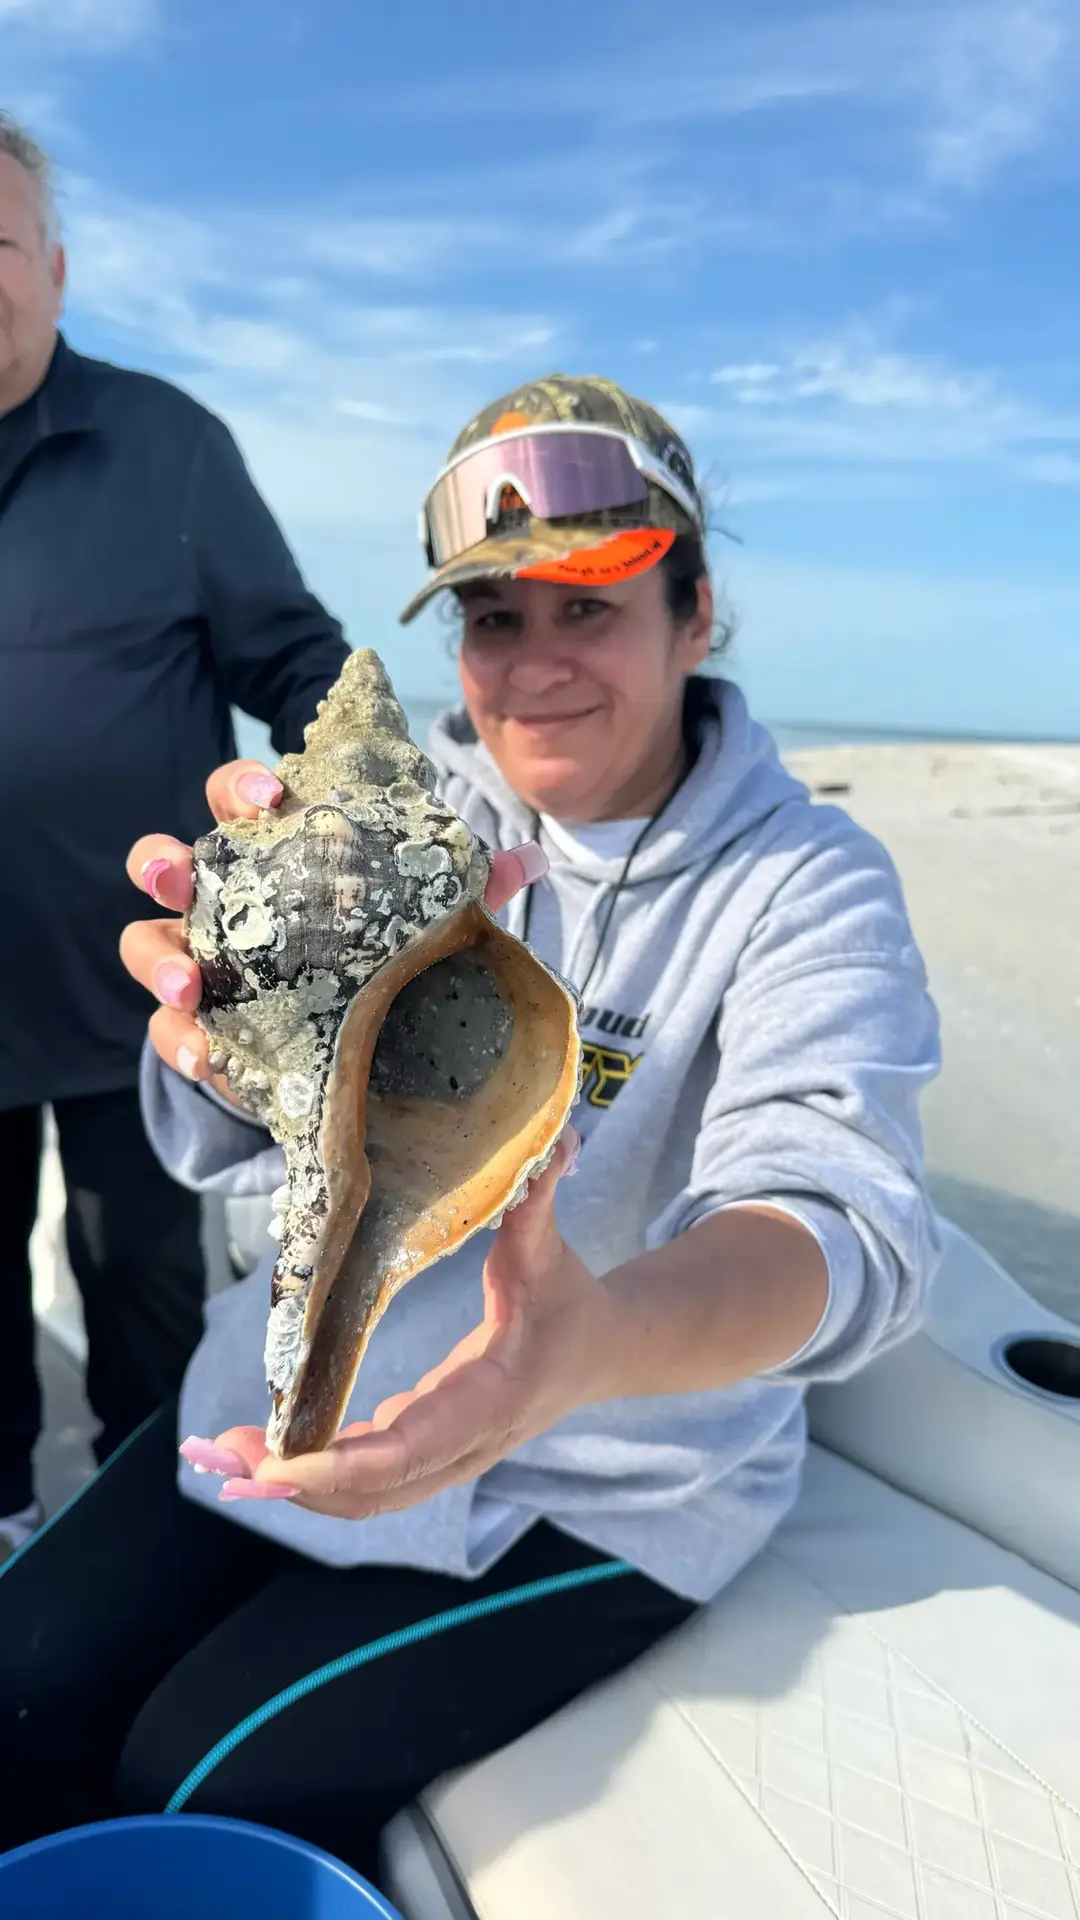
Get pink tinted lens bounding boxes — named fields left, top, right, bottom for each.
left=425, top=431, right=651, bottom=565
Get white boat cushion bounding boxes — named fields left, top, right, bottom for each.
left=807, top=1223, right=1080, bottom=1594
left=392, top=1445, right=1080, bottom=1920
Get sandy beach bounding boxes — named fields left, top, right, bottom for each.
left=27, top=737, right=1080, bottom=1511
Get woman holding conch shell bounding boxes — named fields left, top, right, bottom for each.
left=0, top=375, right=940, bottom=1880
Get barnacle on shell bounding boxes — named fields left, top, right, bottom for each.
left=187, top=648, right=581, bottom=1458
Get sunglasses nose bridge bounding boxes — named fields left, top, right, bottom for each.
left=483, top=464, right=536, bottom=528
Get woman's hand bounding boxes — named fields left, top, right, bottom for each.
left=121, top=756, right=549, bottom=1103
left=183, top=1195, right=834, bottom=1516
left=181, top=1126, right=618, bottom=1517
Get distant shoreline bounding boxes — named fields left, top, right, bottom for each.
left=766, top=719, right=1080, bottom=747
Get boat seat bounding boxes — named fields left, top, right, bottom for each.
left=380, top=1227, right=1080, bottom=1918
left=383, top=1443, right=1080, bottom=1919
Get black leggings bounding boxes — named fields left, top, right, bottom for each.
left=0, top=1407, right=695, bottom=1879
left=2, top=1092, right=205, bottom=1510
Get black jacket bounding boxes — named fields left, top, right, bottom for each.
left=0, top=335, right=351, bottom=1110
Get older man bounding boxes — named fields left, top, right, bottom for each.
left=0, top=115, right=350, bottom=1556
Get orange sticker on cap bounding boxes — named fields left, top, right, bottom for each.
left=491, top=410, right=532, bottom=436
left=516, top=527, right=676, bottom=586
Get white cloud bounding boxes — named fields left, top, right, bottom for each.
left=917, top=0, right=1067, bottom=190
left=384, top=0, right=1077, bottom=220
left=306, top=216, right=510, bottom=279
left=1, top=0, right=155, bottom=145
left=713, top=364, right=784, bottom=392
left=0, top=0, right=153, bottom=44
left=794, top=351, right=984, bottom=413
left=560, top=199, right=743, bottom=266
left=713, top=333, right=992, bottom=415
left=390, top=57, right=850, bottom=131
left=60, top=186, right=228, bottom=349
left=691, top=395, right=1080, bottom=487
left=334, top=398, right=402, bottom=425
left=62, top=182, right=557, bottom=370
left=406, top=327, right=556, bottom=367
left=726, top=469, right=928, bottom=508
left=695, top=318, right=1080, bottom=497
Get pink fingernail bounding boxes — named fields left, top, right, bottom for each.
left=155, top=963, right=193, bottom=1008
left=220, top=1479, right=300, bottom=1502
left=179, top=1437, right=252, bottom=1478
left=176, top=1046, right=202, bottom=1081
left=141, top=858, right=171, bottom=905
left=512, top=841, right=549, bottom=886
left=237, top=771, right=283, bottom=809
left=560, top=1125, right=581, bottom=1176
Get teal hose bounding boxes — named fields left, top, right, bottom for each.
left=166, top=1556, right=634, bottom=1813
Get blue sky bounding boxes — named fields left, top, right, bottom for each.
left=5, top=0, right=1078, bottom=734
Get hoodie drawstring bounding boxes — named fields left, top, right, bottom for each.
left=519, top=748, right=698, bottom=1005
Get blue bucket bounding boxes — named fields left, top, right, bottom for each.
left=0, top=1813, right=404, bottom=1919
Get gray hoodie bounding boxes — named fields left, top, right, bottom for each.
left=142, top=676, right=941, bottom=1602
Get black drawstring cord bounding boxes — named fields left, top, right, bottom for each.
left=519, top=752, right=696, bottom=1005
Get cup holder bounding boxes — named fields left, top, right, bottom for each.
left=998, top=1336, right=1080, bottom=1402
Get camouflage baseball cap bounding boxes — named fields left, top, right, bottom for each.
left=398, top=373, right=703, bottom=625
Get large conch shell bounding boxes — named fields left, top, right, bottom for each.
left=186, top=649, right=581, bottom=1458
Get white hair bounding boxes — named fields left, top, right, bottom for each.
left=0, top=112, right=60, bottom=245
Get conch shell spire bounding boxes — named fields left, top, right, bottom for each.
left=277, top=648, right=441, bottom=809
left=186, top=648, right=580, bottom=1458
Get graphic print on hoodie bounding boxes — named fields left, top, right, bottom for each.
left=578, top=1003, right=650, bottom=1108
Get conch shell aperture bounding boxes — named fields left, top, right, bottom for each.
left=186, top=649, right=581, bottom=1459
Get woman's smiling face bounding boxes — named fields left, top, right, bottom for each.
left=456, top=565, right=713, bottom=823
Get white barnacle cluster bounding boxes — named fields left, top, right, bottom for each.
left=484, top=1137, right=562, bottom=1234
left=264, top=1291, right=309, bottom=1400
left=186, top=861, right=224, bottom=963
left=396, top=828, right=467, bottom=921
left=277, top=1072, right=316, bottom=1120
left=394, top=839, right=452, bottom=882
left=266, top=1183, right=290, bottom=1243
left=219, top=862, right=285, bottom=955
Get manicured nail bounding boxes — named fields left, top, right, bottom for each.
left=220, top=1479, right=300, bottom=1502
left=179, top=1437, right=252, bottom=1478
left=176, top=1046, right=202, bottom=1081
left=237, top=771, right=283, bottom=809
left=141, top=857, right=172, bottom=905
left=155, top=963, right=193, bottom=1008
left=511, top=841, right=549, bottom=886
left=560, top=1125, right=581, bottom=1177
